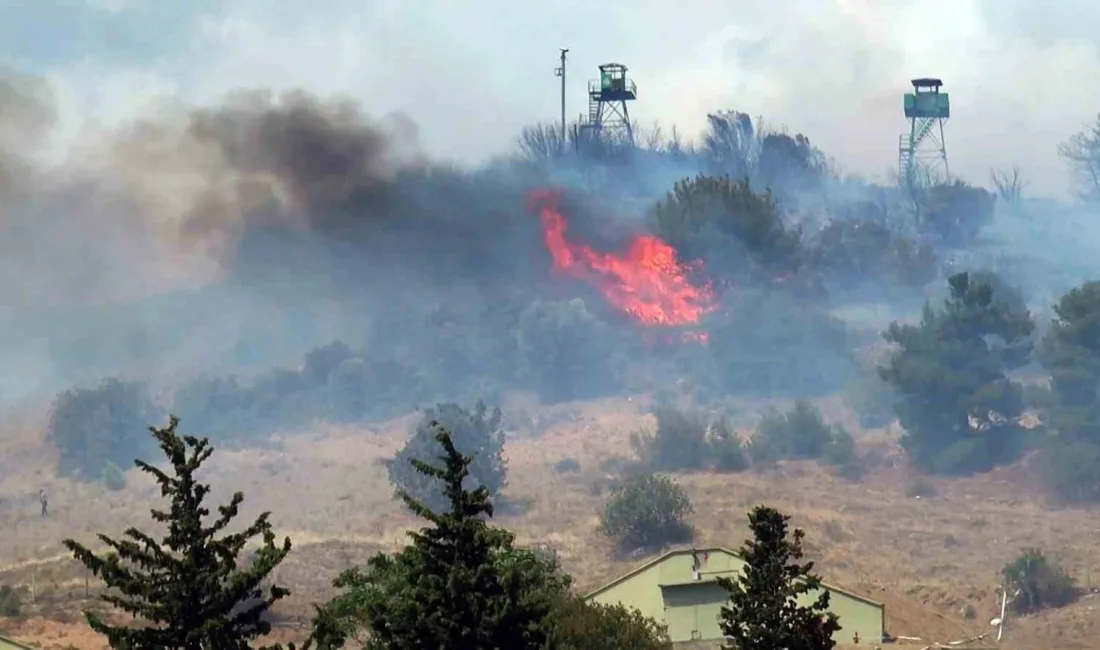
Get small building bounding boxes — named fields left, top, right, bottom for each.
left=584, top=547, right=885, bottom=646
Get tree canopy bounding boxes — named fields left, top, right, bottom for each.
left=717, top=506, right=840, bottom=650
left=879, top=271, right=1035, bottom=474
left=61, top=416, right=292, bottom=650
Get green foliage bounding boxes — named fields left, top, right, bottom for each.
left=517, top=299, right=622, bottom=403
left=599, top=473, right=694, bottom=553
left=919, top=180, right=995, bottom=246
left=315, top=424, right=566, bottom=649
left=171, top=340, right=430, bottom=443
left=710, top=418, right=751, bottom=472
left=1038, top=281, right=1100, bottom=439
left=804, top=218, right=937, bottom=289
left=547, top=596, right=673, bottom=650
left=755, top=132, right=828, bottom=195
left=0, top=584, right=20, bottom=617
left=750, top=400, right=836, bottom=464
left=388, top=402, right=507, bottom=512
left=650, top=174, right=801, bottom=283
left=879, top=271, right=1036, bottom=474
left=717, top=505, right=840, bottom=650
left=632, top=406, right=748, bottom=473
left=101, top=461, right=126, bottom=492
left=554, top=457, right=581, bottom=474
left=1032, top=281, right=1100, bottom=501
left=61, top=416, right=292, bottom=650
left=632, top=405, right=710, bottom=471
left=823, top=429, right=863, bottom=481
left=705, top=289, right=855, bottom=397
left=1001, top=548, right=1078, bottom=615
left=47, top=378, right=162, bottom=480
left=843, top=372, right=896, bottom=429
left=1037, top=441, right=1100, bottom=503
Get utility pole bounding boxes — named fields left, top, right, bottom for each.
left=554, top=48, right=569, bottom=153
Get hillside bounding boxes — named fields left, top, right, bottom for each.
left=0, top=395, right=1098, bottom=649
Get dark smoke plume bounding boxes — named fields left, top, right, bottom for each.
left=0, top=68, right=572, bottom=400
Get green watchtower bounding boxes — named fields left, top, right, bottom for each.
left=898, top=77, right=949, bottom=188
left=577, top=63, right=637, bottom=149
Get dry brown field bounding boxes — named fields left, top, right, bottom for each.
left=1, top=393, right=1097, bottom=649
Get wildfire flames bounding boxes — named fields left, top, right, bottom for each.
left=528, top=189, right=716, bottom=342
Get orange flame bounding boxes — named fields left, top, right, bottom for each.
left=528, top=189, right=716, bottom=339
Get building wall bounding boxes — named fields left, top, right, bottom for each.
left=587, top=549, right=884, bottom=645
left=0, top=636, right=34, bottom=650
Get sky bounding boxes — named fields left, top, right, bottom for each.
left=1, top=0, right=1099, bottom=198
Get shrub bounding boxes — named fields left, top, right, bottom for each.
left=919, top=180, right=995, bottom=247
left=705, top=289, right=856, bottom=397
left=599, top=473, right=694, bottom=553
left=750, top=400, right=836, bottom=464
left=548, top=597, right=672, bottom=649
left=632, top=405, right=710, bottom=471
left=632, top=406, right=749, bottom=473
left=0, top=584, right=20, bottom=617
left=1037, top=441, right=1100, bottom=503
left=843, top=373, right=896, bottom=429
left=554, top=457, right=581, bottom=474
left=389, top=402, right=507, bottom=512
left=804, top=218, right=937, bottom=289
left=517, top=299, right=622, bottom=403
left=47, top=378, right=161, bottom=480
left=710, top=418, right=750, bottom=472
left=101, top=461, right=127, bottom=491
left=823, top=429, right=863, bottom=480
left=1002, top=548, right=1078, bottom=614
left=649, top=174, right=801, bottom=284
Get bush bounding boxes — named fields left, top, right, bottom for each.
left=843, top=373, right=896, bottom=429
left=632, top=406, right=749, bottom=473
left=649, top=174, right=801, bottom=284
left=1002, top=548, right=1078, bottom=614
left=599, top=473, right=694, bottom=553
left=705, top=289, right=855, bottom=397
left=388, top=402, right=507, bottom=512
left=46, top=378, right=161, bottom=480
left=101, top=461, right=127, bottom=491
left=517, top=299, right=623, bottom=403
left=823, top=429, right=863, bottom=480
left=750, top=400, right=836, bottom=464
left=919, top=180, right=995, bottom=247
left=0, top=584, right=20, bottom=617
left=548, top=596, right=672, bottom=649
left=710, top=418, right=750, bottom=472
left=632, top=405, right=710, bottom=471
left=804, top=218, right=937, bottom=289
left=1037, top=441, right=1100, bottom=503
left=554, top=457, right=581, bottom=474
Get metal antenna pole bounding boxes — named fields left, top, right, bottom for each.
left=555, top=48, right=569, bottom=151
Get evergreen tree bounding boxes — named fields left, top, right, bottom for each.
left=717, top=506, right=840, bottom=650
left=61, top=416, right=293, bottom=650
left=319, top=422, right=561, bottom=649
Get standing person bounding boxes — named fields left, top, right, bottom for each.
left=39, top=489, right=47, bottom=517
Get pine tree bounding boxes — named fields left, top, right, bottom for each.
left=717, top=505, right=840, bottom=650
left=61, top=416, right=293, bottom=650
left=317, top=422, right=561, bottom=649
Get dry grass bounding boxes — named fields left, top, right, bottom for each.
left=1, top=394, right=1099, bottom=649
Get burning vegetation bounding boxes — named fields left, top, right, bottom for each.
left=529, top=188, right=715, bottom=342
